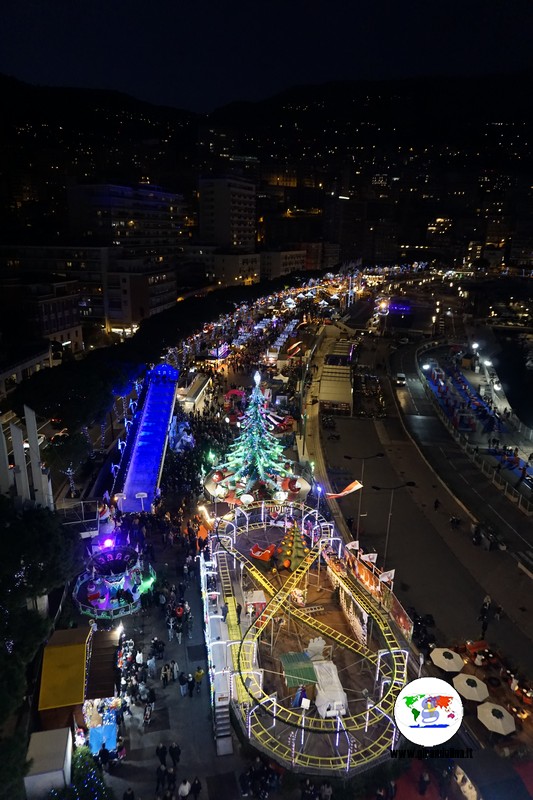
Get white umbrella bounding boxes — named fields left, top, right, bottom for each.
left=477, top=702, right=516, bottom=735
left=453, top=673, right=489, bottom=702
left=429, top=648, right=464, bottom=672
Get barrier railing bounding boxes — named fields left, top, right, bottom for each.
left=213, top=502, right=405, bottom=775
left=415, top=350, right=533, bottom=519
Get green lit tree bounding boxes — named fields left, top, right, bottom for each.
left=221, top=371, right=289, bottom=496
left=47, top=746, right=115, bottom=800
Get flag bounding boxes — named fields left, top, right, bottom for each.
left=345, top=541, right=359, bottom=551
left=379, top=569, right=396, bottom=583
left=360, top=552, right=377, bottom=563
left=326, top=480, right=363, bottom=499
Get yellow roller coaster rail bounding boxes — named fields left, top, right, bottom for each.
left=213, top=517, right=407, bottom=775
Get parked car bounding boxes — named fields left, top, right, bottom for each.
left=23, top=434, right=46, bottom=449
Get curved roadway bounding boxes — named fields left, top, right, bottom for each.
left=314, top=330, right=533, bottom=675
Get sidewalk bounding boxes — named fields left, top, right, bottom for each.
left=101, top=534, right=252, bottom=800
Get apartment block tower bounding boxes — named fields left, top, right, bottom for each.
left=199, top=177, right=256, bottom=252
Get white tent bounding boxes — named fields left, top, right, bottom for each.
left=314, top=661, right=347, bottom=719
left=24, top=728, right=72, bottom=799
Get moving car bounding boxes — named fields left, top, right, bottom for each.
left=396, top=373, right=407, bottom=386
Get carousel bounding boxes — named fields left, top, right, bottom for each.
left=73, top=534, right=155, bottom=619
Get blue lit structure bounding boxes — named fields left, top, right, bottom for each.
left=120, top=363, right=179, bottom=513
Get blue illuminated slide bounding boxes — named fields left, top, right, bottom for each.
left=122, top=363, right=179, bottom=513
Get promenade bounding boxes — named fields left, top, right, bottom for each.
left=97, top=323, right=533, bottom=800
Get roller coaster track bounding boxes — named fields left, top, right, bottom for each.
left=215, top=532, right=404, bottom=730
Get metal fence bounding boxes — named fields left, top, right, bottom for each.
left=415, top=341, right=533, bottom=519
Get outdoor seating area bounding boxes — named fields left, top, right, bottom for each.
left=429, top=639, right=533, bottom=754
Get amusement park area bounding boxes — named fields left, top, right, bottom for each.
left=10, top=271, right=533, bottom=800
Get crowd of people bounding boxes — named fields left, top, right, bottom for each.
left=88, top=293, right=347, bottom=797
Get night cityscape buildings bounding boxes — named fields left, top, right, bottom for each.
left=3, top=10, right=533, bottom=794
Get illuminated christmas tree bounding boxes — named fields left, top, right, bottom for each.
left=221, top=371, right=289, bottom=496
left=48, top=746, right=114, bottom=800
left=277, top=521, right=310, bottom=572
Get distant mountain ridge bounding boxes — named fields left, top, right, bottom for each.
left=0, top=72, right=199, bottom=125
left=209, top=71, right=533, bottom=127
left=2, top=70, right=533, bottom=126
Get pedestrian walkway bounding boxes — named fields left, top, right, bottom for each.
left=101, top=535, right=250, bottom=800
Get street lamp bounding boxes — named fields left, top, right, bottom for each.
left=315, top=484, right=322, bottom=522
left=371, top=482, right=416, bottom=569
left=135, top=491, right=147, bottom=512
left=114, top=492, right=126, bottom=513
left=344, top=453, right=384, bottom=538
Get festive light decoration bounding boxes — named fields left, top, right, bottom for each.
left=217, top=371, right=290, bottom=497
left=277, top=521, right=310, bottom=572
left=48, top=745, right=114, bottom=800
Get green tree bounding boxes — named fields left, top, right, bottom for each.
left=42, top=433, right=92, bottom=477
left=220, top=371, right=289, bottom=496
left=0, top=499, right=82, bottom=727
left=47, top=746, right=115, bottom=800
left=0, top=732, right=31, bottom=800
left=0, top=503, right=81, bottom=604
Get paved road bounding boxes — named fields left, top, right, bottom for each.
left=312, top=330, right=533, bottom=677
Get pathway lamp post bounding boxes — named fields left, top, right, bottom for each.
left=114, top=492, right=126, bottom=513
left=343, top=452, right=384, bottom=538
left=371, top=481, right=416, bottom=569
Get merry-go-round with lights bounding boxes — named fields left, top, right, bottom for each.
left=198, top=372, right=409, bottom=775
left=72, top=514, right=156, bottom=619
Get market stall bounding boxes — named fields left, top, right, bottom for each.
left=38, top=629, right=89, bottom=730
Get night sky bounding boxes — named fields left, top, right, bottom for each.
left=1, top=0, right=532, bottom=113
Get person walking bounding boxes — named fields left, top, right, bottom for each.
left=418, top=770, right=430, bottom=796
left=480, top=617, right=489, bottom=639
left=167, top=616, right=175, bottom=641
left=171, top=659, right=179, bottom=682
left=169, top=741, right=181, bottom=769
left=143, top=703, right=152, bottom=727
left=178, top=778, right=191, bottom=798
left=178, top=671, right=188, bottom=697
left=434, top=498, right=440, bottom=511
left=221, top=603, right=228, bottom=622
left=194, top=666, right=205, bottom=694
left=147, top=654, right=156, bottom=679
left=166, top=766, right=176, bottom=793
left=161, top=663, right=171, bottom=689
left=236, top=603, right=242, bottom=624
left=191, top=777, right=202, bottom=800
left=156, top=764, right=167, bottom=793
left=175, top=618, right=183, bottom=645
left=123, top=788, right=135, bottom=800
left=98, top=744, right=110, bottom=772
left=187, top=673, right=195, bottom=698
left=156, top=742, right=167, bottom=766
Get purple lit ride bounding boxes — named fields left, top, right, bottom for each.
left=72, top=535, right=155, bottom=619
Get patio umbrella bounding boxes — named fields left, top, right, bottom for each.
left=477, top=702, right=516, bottom=735
left=453, top=673, right=489, bottom=702
left=429, top=648, right=464, bottom=672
